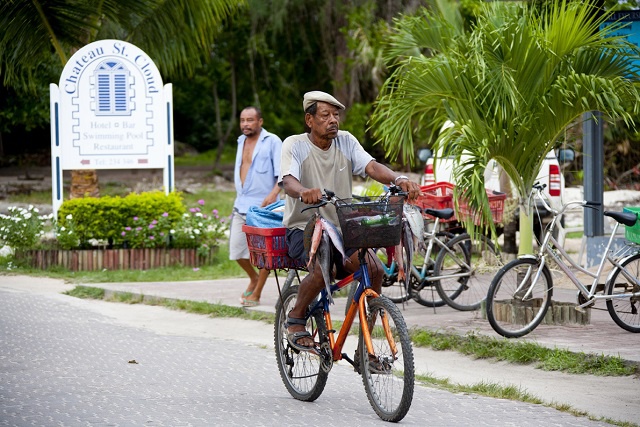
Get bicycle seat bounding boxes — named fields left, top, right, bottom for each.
left=604, top=210, right=637, bottom=227
left=423, top=207, right=455, bottom=220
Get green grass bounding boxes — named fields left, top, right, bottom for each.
left=174, top=149, right=236, bottom=168
left=1, top=245, right=245, bottom=283
left=415, top=373, right=637, bottom=427
left=65, top=285, right=275, bottom=323
left=410, top=328, right=637, bottom=376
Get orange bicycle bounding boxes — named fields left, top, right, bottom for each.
left=272, top=188, right=415, bottom=422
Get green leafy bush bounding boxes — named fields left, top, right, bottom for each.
left=118, top=199, right=228, bottom=255
left=57, top=191, right=185, bottom=247
left=1, top=192, right=229, bottom=253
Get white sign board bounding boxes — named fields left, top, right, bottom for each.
left=50, top=39, right=174, bottom=218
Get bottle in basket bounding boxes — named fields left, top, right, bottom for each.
left=361, top=213, right=398, bottom=227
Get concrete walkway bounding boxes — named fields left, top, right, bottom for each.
left=1, top=274, right=639, bottom=425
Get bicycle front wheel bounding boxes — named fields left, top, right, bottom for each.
left=486, top=258, right=553, bottom=338
left=274, top=285, right=329, bottom=401
left=359, top=295, right=414, bottom=422
left=411, top=231, right=455, bottom=308
left=434, top=234, right=502, bottom=311
left=606, top=253, right=640, bottom=333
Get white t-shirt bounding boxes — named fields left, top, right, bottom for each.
left=279, top=130, right=374, bottom=231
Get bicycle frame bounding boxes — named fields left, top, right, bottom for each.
left=307, top=248, right=398, bottom=362
left=523, top=195, right=640, bottom=308
left=383, top=217, right=473, bottom=284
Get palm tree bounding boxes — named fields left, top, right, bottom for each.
left=371, top=0, right=640, bottom=255
left=1, top=0, right=242, bottom=198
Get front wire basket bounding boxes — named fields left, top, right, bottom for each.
left=335, top=194, right=404, bottom=248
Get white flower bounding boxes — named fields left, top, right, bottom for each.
left=194, top=229, right=201, bottom=235
left=23, top=213, right=32, bottom=220
left=33, top=208, right=39, bottom=213
left=66, top=214, right=73, bottom=220
left=170, top=229, right=175, bottom=234
left=60, top=227, right=66, bottom=231
left=195, top=212, right=203, bottom=217
left=28, top=204, right=34, bottom=210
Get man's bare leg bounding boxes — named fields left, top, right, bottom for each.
left=244, top=267, right=270, bottom=304
left=237, top=258, right=259, bottom=301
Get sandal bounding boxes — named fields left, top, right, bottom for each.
left=285, top=316, right=320, bottom=355
left=241, top=298, right=260, bottom=307
left=240, top=291, right=253, bottom=304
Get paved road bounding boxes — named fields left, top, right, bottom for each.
left=0, top=284, right=615, bottom=426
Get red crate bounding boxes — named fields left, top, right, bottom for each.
left=412, top=182, right=456, bottom=222
left=457, top=190, right=507, bottom=225
left=242, top=225, right=305, bottom=270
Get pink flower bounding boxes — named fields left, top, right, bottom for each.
left=198, top=199, right=205, bottom=206
left=159, top=232, right=165, bottom=236
left=193, top=267, right=200, bottom=271
left=149, top=224, right=155, bottom=229
left=212, top=209, right=218, bottom=215
left=125, top=227, right=132, bottom=231
left=149, top=235, right=155, bottom=240
left=151, top=219, right=158, bottom=225
left=162, top=212, right=169, bottom=217
left=136, top=227, right=142, bottom=231
left=121, top=231, right=126, bottom=236
left=189, top=208, right=196, bottom=213
left=133, top=216, right=139, bottom=221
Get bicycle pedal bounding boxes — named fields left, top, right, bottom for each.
left=575, top=299, right=594, bottom=312
left=341, top=352, right=357, bottom=368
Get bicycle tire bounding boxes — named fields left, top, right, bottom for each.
left=274, top=285, right=329, bottom=401
left=359, top=295, right=414, bottom=422
left=606, top=253, right=640, bottom=333
left=377, top=247, right=411, bottom=304
left=411, top=231, right=455, bottom=308
left=434, top=234, right=502, bottom=311
left=281, top=269, right=304, bottom=294
left=486, top=258, right=553, bottom=338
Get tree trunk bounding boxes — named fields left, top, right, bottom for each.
left=214, top=59, right=237, bottom=171
left=518, top=202, right=535, bottom=256
left=70, top=170, right=100, bottom=198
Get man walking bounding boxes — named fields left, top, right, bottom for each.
left=230, top=106, right=282, bottom=306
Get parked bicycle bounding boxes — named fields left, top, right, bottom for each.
left=273, top=187, right=415, bottom=422
left=379, top=207, right=503, bottom=311
left=486, top=183, right=640, bottom=338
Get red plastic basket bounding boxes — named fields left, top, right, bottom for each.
left=412, top=182, right=456, bottom=222
left=242, top=225, right=305, bottom=270
left=457, top=190, right=507, bottom=225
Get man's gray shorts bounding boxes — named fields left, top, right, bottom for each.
left=229, top=211, right=250, bottom=260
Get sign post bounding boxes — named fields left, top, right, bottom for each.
left=50, top=39, right=174, bottom=219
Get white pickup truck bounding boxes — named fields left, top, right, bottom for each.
left=418, top=130, right=573, bottom=238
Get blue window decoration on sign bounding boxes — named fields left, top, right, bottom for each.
left=94, top=60, right=132, bottom=116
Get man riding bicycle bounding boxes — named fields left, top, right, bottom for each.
left=279, top=90, right=421, bottom=353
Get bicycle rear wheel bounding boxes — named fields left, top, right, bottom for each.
left=274, top=285, right=329, bottom=401
left=434, top=234, right=502, bottom=311
left=606, top=253, right=640, bottom=333
left=486, top=258, right=553, bottom=338
left=359, top=295, right=414, bottom=422
left=412, top=231, right=454, bottom=308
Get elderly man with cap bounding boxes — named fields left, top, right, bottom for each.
left=278, top=90, right=421, bottom=355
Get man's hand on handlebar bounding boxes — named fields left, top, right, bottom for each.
left=396, top=179, right=421, bottom=201
left=299, top=188, right=323, bottom=204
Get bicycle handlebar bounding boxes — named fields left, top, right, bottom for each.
left=531, top=182, right=601, bottom=217
left=299, top=184, right=407, bottom=213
